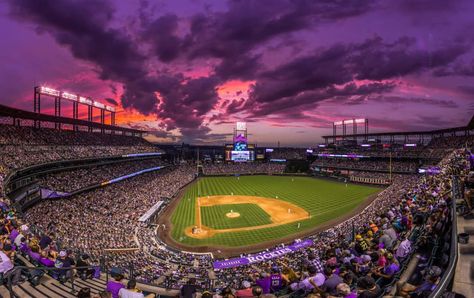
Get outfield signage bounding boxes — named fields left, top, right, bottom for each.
left=213, top=239, right=314, bottom=269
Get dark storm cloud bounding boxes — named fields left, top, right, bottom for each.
left=6, top=0, right=470, bottom=142
left=142, top=0, right=374, bottom=81
left=349, top=95, right=458, bottom=108
left=241, top=36, right=467, bottom=117
left=7, top=0, right=221, bottom=139
left=353, top=37, right=468, bottom=81
left=142, top=14, right=182, bottom=62
left=7, top=0, right=146, bottom=82
left=432, top=59, right=474, bottom=77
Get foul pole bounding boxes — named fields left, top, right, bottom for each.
left=389, top=151, right=392, bottom=182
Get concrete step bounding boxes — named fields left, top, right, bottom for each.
left=18, top=283, right=50, bottom=298
left=12, top=285, right=33, bottom=298
left=77, top=278, right=107, bottom=289
left=34, top=284, right=66, bottom=298
left=0, top=285, right=10, bottom=298
left=38, top=283, right=76, bottom=298
left=67, top=279, right=102, bottom=294
left=43, top=282, right=76, bottom=298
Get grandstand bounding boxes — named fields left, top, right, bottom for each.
left=0, top=101, right=472, bottom=297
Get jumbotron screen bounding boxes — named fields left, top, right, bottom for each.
left=231, top=150, right=250, bottom=162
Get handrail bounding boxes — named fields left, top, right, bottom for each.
left=6, top=264, right=103, bottom=296
left=428, top=175, right=459, bottom=297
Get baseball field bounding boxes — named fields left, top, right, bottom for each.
left=168, top=175, right=380, bottom=249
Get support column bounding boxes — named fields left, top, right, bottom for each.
left=88, top=106, right=93, bottom=132
left=54, top=97, right=61, bottom=130
left=342, top=121, right=346, bottom=139
left=34, top=88, right=41, bottom=128
left=100, top=109, right=105, bottom=134
left=73, top=102, right=79, bottom=131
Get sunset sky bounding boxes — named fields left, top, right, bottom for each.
left=0, top=0, right=473, bottom=147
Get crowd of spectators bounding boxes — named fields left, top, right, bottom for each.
left=427, top=135, right=474, bottom=150
left=24, top=165, right=195, bottom=258
left=211, top=150, right=468, bottom=297
left=18, top=149, right=468, bottom=296
left=0, top=121, right=472, bottom=296
left=312, top=159, right=419, bottom=173
left=0, top=124, right=151, bottom=146
left=316, top=148, right=449, bottom=160
left=203, top=163, right=285, bottom=175
left=0, top=124, right=158, bottom=196
left=38, top=158, right=166, bottom=192
left=267, top=148, right=307, bottom=160
left=349, top=172, right=410, bottom=181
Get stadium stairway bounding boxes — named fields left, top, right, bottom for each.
left=453, top=214, right=474, bottom=296
left=0, top=253, right=178, bottom=297
left=0, top=271, right=110, bottom=298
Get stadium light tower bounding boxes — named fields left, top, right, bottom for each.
left=33, top=86, right=117, bottom=132
left=332, top=118, right=368, bottom=142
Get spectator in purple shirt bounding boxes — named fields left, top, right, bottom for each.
left=39, top=251, right=55, bottom=267
left=255, top=272, right=271, bottom=294
left=106, top=273, right=125, bottom=298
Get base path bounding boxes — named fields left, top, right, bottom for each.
left=185, top=195, right=310, bottom=239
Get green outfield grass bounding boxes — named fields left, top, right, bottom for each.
left=201, top=203, right=272, bottom=229
left=170, top=175, right=381, bottom=248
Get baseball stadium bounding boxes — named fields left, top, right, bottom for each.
left=1, top=1, right=474, bottom=298
left=160, top=147, right=382, bottom=255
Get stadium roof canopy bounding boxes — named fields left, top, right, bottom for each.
left=0, top=103, right=145, bottom=135
left=322, top=114, right=474, bottom=144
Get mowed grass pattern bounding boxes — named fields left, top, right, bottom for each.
left=171, top=175, right=380, bottom=247
left=201, top=203, right=272, bottom=229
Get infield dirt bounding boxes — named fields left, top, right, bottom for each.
left=184, top=195, right=310, bottom=239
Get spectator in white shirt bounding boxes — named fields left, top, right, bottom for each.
left=0, top=245, right=21, bottom=285
left=119, top=280, right=154, bottom=298
left=396, top=235, right=412, bottom=260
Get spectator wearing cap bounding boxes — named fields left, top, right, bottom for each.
left=235, top=281, right=253, bottom=298
left=358, top=255, right=372, bottom=275
left=55, top=250, right=73, bottom=282
left=106, top=270, right=125, bottom=298
left=355, top=235, right=369, bottom=254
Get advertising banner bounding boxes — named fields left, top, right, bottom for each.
left=213, top=239, right=313, bottom=269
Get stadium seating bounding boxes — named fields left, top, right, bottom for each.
left=0, top=121, right=472, bottom=297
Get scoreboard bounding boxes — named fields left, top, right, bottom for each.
left=225, top=122, right=255, bottom=162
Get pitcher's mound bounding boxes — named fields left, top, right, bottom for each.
left=226, top=212, right=240, bottom=218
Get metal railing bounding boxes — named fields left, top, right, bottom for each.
left=5, top=264, right=102, bottom=297
left=428, top=175, right=460, bottom=297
